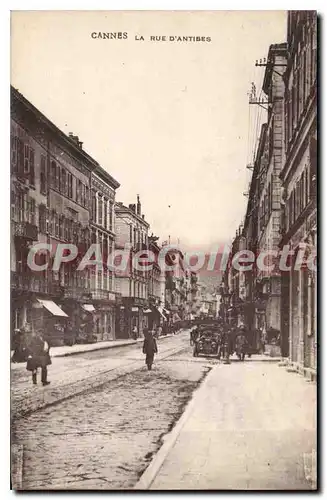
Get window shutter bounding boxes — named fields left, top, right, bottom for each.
left=29, top=148, right=35, bottom=185
left=18, top=138, right=24, bottom=176
left=24, top=144, right=30, bottom=173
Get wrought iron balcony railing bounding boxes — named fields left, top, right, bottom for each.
left=13, top=221, right=38, bottom=241
left=10, top=271, right=62, bottom=295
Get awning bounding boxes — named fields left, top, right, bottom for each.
left=144, top=308, right=152, bottom=314
left=82, top=304, right=95, bottom=312
left=158, top=306, right=170, bottom=319
left=37, top=299, right=68, bottom=317
left=131, top=307, right=139, bottom=312
left=156, top=306, right=167, bottom=319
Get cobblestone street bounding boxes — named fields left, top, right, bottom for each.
left=11, top=332, right=191, bottom=418
left=11, top=331, right=317, bottom=491
left=12, top=331, right=214, bottom=489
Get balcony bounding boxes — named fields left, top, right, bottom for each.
left=11, top=271, right=48, bottom=294
left=122, top=296, right=148, bottom=307
left=63, top=285, right=92, bottom=301
left=13, top=221, right=38, bottom=241
left=11, top=271, right=65, bottom=296
left=90, top=289, right=117, bottom=302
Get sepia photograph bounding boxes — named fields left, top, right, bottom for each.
left=10, top=9, right=317, bottom=491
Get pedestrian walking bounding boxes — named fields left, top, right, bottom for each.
left=235, top=331, right=247, bottom=361
left=132, top=325, right=138, bottom=340
left=26, top=330, right=51, bottom=386
left=142, top=329, right=158, bottom=371
left=156, top=324, right=162, bottom=338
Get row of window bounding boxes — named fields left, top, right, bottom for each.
left=129, top=279, right=148, bottom=299
left=258, top=182, right=273, bottom=232
left=12, top=189, right=116, bottom=252
left=11, top=135, right=91, bottom=210
left=91, top=194, right=114, bottom=231
left=11, top=136, right=36, bottom=186
left=94, top=270, right=114, bottom=292
left=129, top=224, right=148, bottom=249
left=39, top=205, right=91, bottom=244
left=12, top=191, right=36, bottom=225
left=285, top=162, right=315, bottom=233
left=285, top=19, right=317, bottom=147
left=50, top=159, right=89, bottom=208
left=57, top=266, right=90, bottom=289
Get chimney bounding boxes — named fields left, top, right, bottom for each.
left=69, top=132, right=83, bottom=149
left=137, top=194, right=141, bottom=216
left=142, top=214, right=145, bottom=219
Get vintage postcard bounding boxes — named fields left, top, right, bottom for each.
left=10, top=10, right=317, bottom=491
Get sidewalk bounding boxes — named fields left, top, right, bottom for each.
left=11, top=332, right=179, bottom=362
left=137, top=360, right=317, bottom=491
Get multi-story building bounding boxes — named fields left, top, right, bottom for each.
left=11, top=87, right=92, bottom=344
left=254, top=43, right=288, bottom=342
left=226, top=228, right=247, bottom=326
left=242, top=124, right=267, bottom=349
left=164, top=247, right=187, bottom=323
left=114, top=196, right=150, bottom=338
left=11, top=86, right=120, bottom=346
left=146, top=235, right=166, bottom=329
left=279, top=11, right=317, bottom=373
left=189, top=272, right=200, bottom=318
left=198, top=285, right=216, bottom=318
left=90, top=167, right=120, bottom=340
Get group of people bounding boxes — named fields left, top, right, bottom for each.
left=190, top=323, right=251, bottom=362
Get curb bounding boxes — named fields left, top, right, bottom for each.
left=278, top=358, right=317, bottom=383
left=134, top=362, right=218, bottom=490
left=11, top=333, right=179, bottom=362
left=53, top=333, right=176, bottom=358
left=13, top=343, right=189, bottom=419
left=52, top=340, right=138, bottom=358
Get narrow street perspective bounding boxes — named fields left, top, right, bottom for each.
left=12, top=330, right=316, bottom=490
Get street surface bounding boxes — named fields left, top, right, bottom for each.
left=150, top=360, right=317, bottom=491
left=11, top=332, right=190, bottom=417
left=11, top=331, right=317, bottom=490
left=12, top=331, right=212, bottom=489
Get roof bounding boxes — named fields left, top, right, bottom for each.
left=11, top=86, right=120, bottom=189
left=262, top=43, right=288, bottom=95
left=115, top=202, right=150, bottom=227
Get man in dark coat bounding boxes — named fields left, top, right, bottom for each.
left=12, top=328, right=28, bottom=363
left=142, top=329, right=158, bottom=371
left=26, top=331, right=51, bottom=386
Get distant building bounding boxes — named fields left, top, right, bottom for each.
left=114, top=197, right=150, bottom=338
left=90, top=166, right=120, bottom=340
left=147, top=235, right=166, bottom=330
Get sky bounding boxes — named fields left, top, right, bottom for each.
left=11, top=10, right=287, bottom=252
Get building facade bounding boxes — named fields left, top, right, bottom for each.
left=279, top=11, right=317, bottom=372
left=147, top=236, right=167, bottom=329
left=11, top=86, right=120, bottom=346
left=254, top=43, right=288, bottom=343
left=114, top=197, right=150, bottom=338
left=90, top=167, right=120, bottom=340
